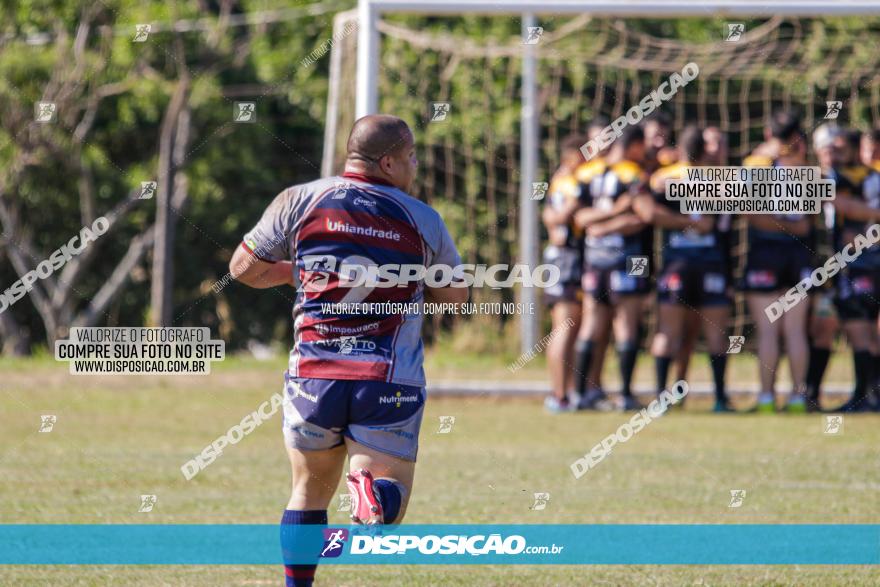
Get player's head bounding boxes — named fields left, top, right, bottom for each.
left=813, top=123, right=842, bottom=170
left=560, top=134, right=587, bottom=170
left=345, top=115, right=417, bottom=192
left=644, top=111, right=672, bottom=151
left=832, top=128, right=858, bottom=167
left=587, top=115, right=611, bottom=158
left=861, top=128, right=880, bottom=167
left=617, top=125, right=645, bottom=164
left=702, top=126, right=727, bottom=165
left=769, top=111, right=805, bottom=159
left=678, top=125, right=705, bottom=164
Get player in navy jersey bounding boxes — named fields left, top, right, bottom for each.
left=229, top=115, right=467, bottom=587
left=634, top=126, right=734, bottom=412
left=573, top=126, right=650, bottom=411
left=741, top=112, right=812, bottom=412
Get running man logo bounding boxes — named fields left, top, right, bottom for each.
left=234, top=102, right=256, bottom=123
left=824, top=415, right=843, bottom=435
left=35, top=102, right=57, bottom=123
left=320, top=528, right=349, bottom=558
left=627, top=256, right=648, bottom=277
left=332, top=181, right=349, bottom=199
left=140, top=181, right=157, bottom=200
left=133, top=24, right=151, bottom=42
left=139, top=494, right=157, bottom=513
left=725, top=23, right=744, bottom=42
left=437, top=416, right=456, bottom=434
left=430, top=102, right=450, bottom=122
left=38, top=415, right=56, bottom=433
left=339, top=336, right=356, bottom=355
left=530, top=492, right=550, bottom=511
left=531, top=182, right=549, bottom=201
left=337, top=494, right=352, bottom=512
left=298, top=255, right=335, bottom=293
left=824, top=101, right=843, bottom=120
left=726, top=336, right=745, bottom=354
left=523, top=26, right=544, bottom=45
left=728, top=489, right=746, bottom=508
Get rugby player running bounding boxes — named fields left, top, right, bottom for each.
left=229, top=115, right=467, bottom=586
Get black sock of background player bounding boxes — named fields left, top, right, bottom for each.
left=574, top=339, right=593, bottom=398
left=654, top=355, right=671, bottom=396
left=710, top=353, right=728, bottom=404
left=852, top=350, right=872, bottom=401
left=806, top=346, right=831, bottom=402
left=871, top=354, right=880, bottom=402
left=617, top=342, right=638, bottom=399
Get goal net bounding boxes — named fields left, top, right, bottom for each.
left=325, top=10, right=880, bottom=351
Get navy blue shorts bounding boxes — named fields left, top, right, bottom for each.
left=282, top=375, right=426, bottom=462
left=657, top=259, right=731, bottom=308
left=835, top=266, right=880, bottom=322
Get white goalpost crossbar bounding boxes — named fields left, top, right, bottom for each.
left=355, top=0, right=880, bottom=353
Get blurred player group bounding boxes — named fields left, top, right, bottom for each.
left=542, top=111, right=880, bottom=414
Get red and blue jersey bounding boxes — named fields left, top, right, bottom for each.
left=242, top=173, right=461, bottom=386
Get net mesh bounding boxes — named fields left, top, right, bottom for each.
left=327, top=14, right=880, bottom=342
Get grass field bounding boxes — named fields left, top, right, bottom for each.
left=1, top=354, right=878, bottom=586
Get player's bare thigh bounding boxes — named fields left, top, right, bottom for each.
left=345, top=438, right=416, bottom=522
left=286, top=444, right=347, bottom=511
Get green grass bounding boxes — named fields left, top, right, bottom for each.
left=1, top=360, right=877, bottom=585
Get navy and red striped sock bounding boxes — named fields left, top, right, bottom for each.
left=281, top=509, right=327, bottom=587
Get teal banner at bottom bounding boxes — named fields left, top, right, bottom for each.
left=1, top=524, right=878, bottom=565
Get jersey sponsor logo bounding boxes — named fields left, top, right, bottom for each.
left=313, top=336, right=377, bottom=355
left=852, top=275, right=874, bottom=294
left=291, top=381, right=319, bottom=403
left=326, top=219, right=402, bottom=241
left=661, top=272, right=683, bottom=292
left=314, top=321, right=380, bottom=336
left=378, top=391, right=420, bottom=407
left=354, top=196, right=377, bottom=207
left=704, top=273, right=726, bottom=293
left=746, top=269, right=776, bottom=288
left=610, top=270, right=638, bottom=292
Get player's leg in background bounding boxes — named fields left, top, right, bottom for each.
left=746, top=293, right=783, bottom=412
left=612, top=295, right=646, bottom=410
left=701, top=304, right=733, bottom=411
left=282, top=445, right=346, bottom=587
left=545, top=298, right=581, bottom=411
left=781, top=296, right=810, bottom=411
left=346, top=439, right=415, bottom=523
left=674, top=310, right=701, bottom=382
left=838, top=319, right=876, bottom=412
left=651, top=302, right=686, bottom=398
left=574, top=294, right=612, bottom=408
left=807, top=293, right=838, bottom=411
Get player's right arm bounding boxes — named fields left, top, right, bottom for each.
left=229, top=246, right=294, bottom=289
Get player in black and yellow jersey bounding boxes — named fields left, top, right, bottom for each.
left=542, top=135, right=588, bottom=413
left=826, top=130, right=880, bottom=412
left=741, top=112, right=812, bottom=413
left=574, top=126, right=651, bottom=411
left=860, top=127, right=880, bottom=173
left=634, top=126, right=734, bottom=412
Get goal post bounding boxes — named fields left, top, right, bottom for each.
left=343, top=0, right=880, bottom=354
